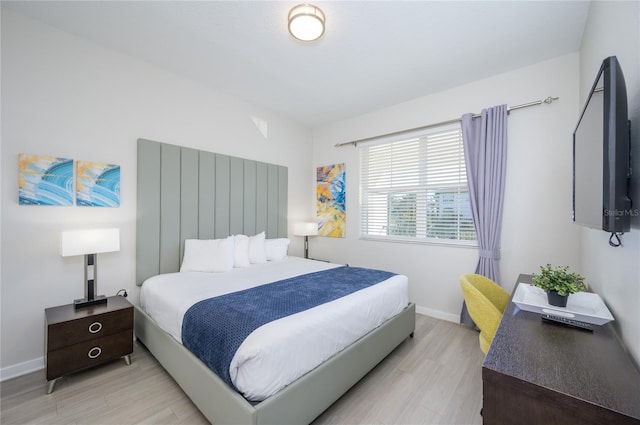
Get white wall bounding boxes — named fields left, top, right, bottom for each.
left=0, top=9, right=314, bottom=379
left=578, top=1, right=640, bottom=364
left=311, top=54, right=582, bottom=322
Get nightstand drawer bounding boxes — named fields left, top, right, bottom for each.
left=47, top=307, right=133, bottom=351
left=46, top=329, right=133, bottom=380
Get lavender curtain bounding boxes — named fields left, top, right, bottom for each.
left=459, top=104, right=508, bottom=327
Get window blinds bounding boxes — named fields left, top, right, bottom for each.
left=359, top=126, right=476, bottom=243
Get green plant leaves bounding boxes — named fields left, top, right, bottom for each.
left=532, top=264, right=586, bottom=296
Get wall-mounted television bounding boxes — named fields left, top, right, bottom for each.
left=573, top=56, right=632, bottom=236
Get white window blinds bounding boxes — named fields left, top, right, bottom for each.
left=359, top=125, right=477, bottom=244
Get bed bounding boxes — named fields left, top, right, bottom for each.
left=134, top=139, right=416, bottom=424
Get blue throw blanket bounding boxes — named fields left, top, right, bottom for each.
left=181, top=266, right=396, bottom=392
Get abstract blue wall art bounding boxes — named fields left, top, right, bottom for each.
left=18, top=153, right=74, bottom=206
left=76, top=160, right=121, bottom=207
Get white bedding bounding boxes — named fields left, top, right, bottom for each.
left=139, top=257, right=409, bottom=401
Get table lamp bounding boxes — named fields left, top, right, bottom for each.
left=60, top=228, right=120, bottom=309
left=293, top=222, right=318, bottom=259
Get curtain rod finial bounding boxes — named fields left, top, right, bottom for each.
left=544, top=96, right=559, bottom=104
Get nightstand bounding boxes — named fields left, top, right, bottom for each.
left=45, top=295, right=133, bottom=393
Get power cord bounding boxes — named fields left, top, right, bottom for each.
left=116, top=289, right=128, bottom=297
left=609, top=232, right=623, bottom=247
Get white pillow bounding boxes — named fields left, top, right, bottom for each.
left=180, top=237, right=234, bottom=272
left=265, top=238, right=290, bottom=261
left=233, top=234, right=250, bottom=268
left=248, top=231, right=267, bottom=264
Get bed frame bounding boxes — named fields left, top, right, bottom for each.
left=135, top=303, right=415, bottom=424
left=135, top=139, right=416, bottom=424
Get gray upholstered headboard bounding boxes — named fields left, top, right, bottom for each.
left=136, top=138, right=288, bottom=285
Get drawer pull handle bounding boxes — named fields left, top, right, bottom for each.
left=88, top=322, right=103, bottom=334
left=88, top=347, right=102, bottom=359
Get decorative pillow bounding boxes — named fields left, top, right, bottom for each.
left=248, top=231, right=267, bottom=264
left=265, top=238, right=290, bottom=261
left=233, top=234, right=250, bottom=268
left=180, top=237, right=234, bottom=272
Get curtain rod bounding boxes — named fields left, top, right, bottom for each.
left=334, top=96, right=559, bottom=148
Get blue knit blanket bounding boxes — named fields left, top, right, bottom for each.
left=181, top=266, right=396, bottom=391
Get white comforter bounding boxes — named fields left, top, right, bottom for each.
left=139, top=257, right=409, bottom=401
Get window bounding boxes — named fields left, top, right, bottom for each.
left=359, top=125, right=477, bottom=244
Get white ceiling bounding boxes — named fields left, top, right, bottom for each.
left=3, top=1, right=590, bottom=127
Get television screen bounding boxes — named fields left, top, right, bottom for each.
left=573, top=56, right=631, bottom=234
left=573, top=78, right=604, bottom=228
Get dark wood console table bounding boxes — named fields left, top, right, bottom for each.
left=482, top=274, right=640, bottom=425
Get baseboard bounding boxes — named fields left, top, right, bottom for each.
left=416, top=305, right=460, bottom=324
left=0, top=357, right=44, bottom=382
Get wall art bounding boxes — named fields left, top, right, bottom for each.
left=316, top=163, right=346, bottom=237
left=18, top=153, right=74, bottom=206
left=76, top=160, right=121, bottom=207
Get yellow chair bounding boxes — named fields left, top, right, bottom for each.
left=459, top=274, right=510, bottom=354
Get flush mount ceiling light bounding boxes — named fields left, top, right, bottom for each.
left=288, top=4, right=325, bottom=42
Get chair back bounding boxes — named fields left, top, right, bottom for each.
left=460, top=274, right=510, bottom=354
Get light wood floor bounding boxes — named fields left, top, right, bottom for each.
left=1, top=314, right=484, bottom=425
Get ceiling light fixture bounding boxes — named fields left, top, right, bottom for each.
left=288, top=4, right=325, bottom=42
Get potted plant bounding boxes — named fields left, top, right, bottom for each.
left=532, top=264, right=586, bottom=307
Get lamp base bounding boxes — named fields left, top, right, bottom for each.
left=74, top=295, right=107, bottom=309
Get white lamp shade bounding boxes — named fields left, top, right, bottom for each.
left=288, top=4, right=325, bottom=41
left=60, top=228, right=120, bottom=257
left=293, top=222, right=319, bottom=236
